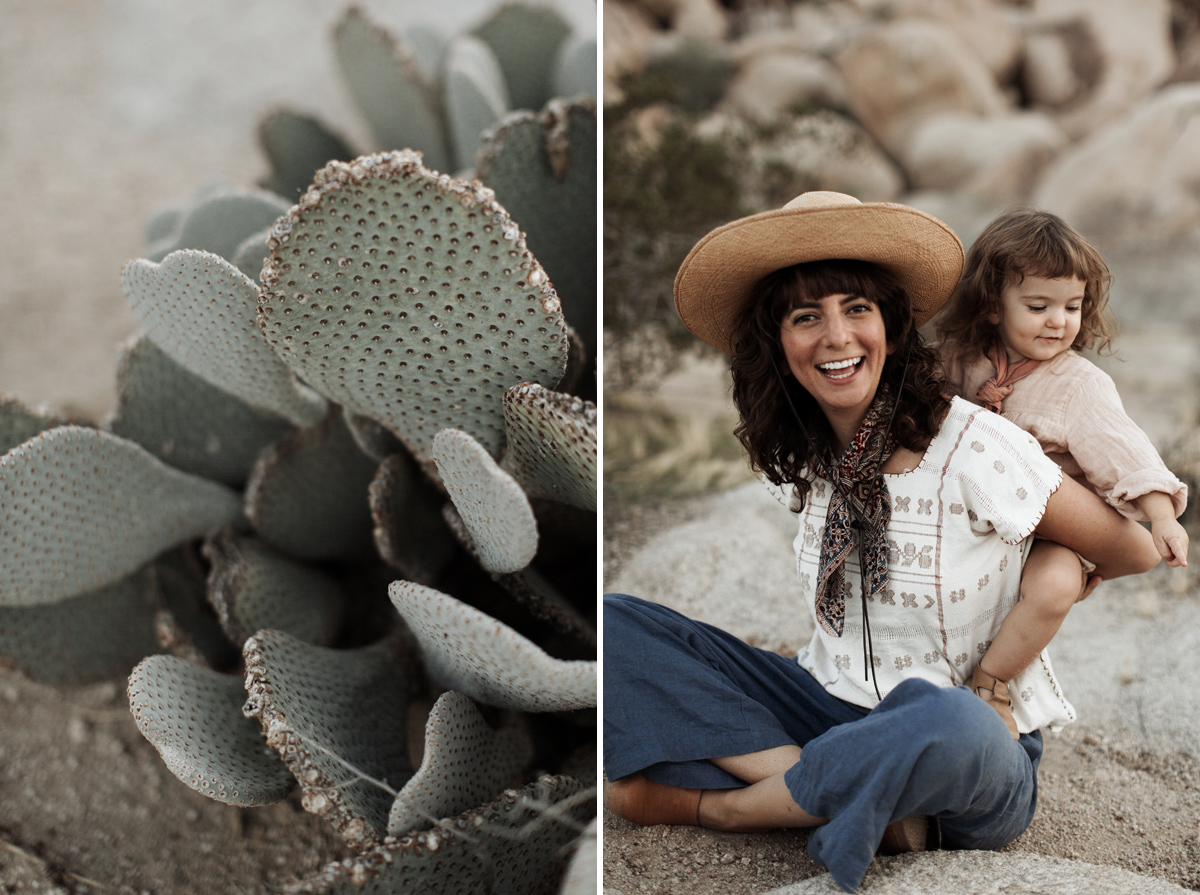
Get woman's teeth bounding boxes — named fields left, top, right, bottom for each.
left=819, top=358, right=862, bottom=378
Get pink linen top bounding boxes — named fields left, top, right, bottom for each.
left=940, top=345, right=1187, bottom=521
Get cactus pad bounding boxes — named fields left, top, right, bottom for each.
left=368, top=452, right=456, bottom=585
left=443, top=34, right=509, bottom=173
left=0, top=566, right=159, bottom=685
left=244, top=410, right=379, bottom=560
left=387, top=690, right=531, bottom=835
left=233, top=227, right=273, bottom=284
left=432, top=427, right=537, bottom=573
left=0, top=396, right=70, bottom=455
left=287, top=774, right=592, bottom=894
left=501, top=383, right=596, bottom=511
left=123, top=250, right=328, bottom=428
left=147, top=189, right=292, bottom=264
left=342, top=409, right=403, bottom=463
left=259, top=109, right=356, bottom=202
left=389, top=581, right=595, bottom=711
left=128, top=654, right=295, bottom=807
left=204, top=531, right=344, bottom=646
left=243, top=630, right=418, bottom=850
left=108, top=335, right=293, bottom=487
left=476, top=98, right=597, bottom=353
left=334, top=7, right=450, bottom=172
left=154, top=547, right=243, bottom=671
left=257, top=150, right=569, bottom=464
left=553, top=34, right=597, bottom=99
left=0, top=426, right=243, bottom=605
left=441, top=498, right=592, bottom=644
left=472, top=4, right=573, bottom=112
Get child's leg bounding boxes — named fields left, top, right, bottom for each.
left=973, top=540, right=1084, bottom=736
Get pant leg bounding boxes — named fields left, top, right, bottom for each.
left=603, top=593, right=866, bottom=788
left=786, top=677, right=1042, bottom=893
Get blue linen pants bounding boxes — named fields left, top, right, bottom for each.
left=603, top=593, right=1043, bottom=893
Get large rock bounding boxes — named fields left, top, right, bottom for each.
left=625, top=0, right=727, bottom=41
left=609, top=482, right=812, bottom=652
left=1035, top=83, right=1200, bottom=252
left=835, top=18, right=1009, bottom=157
left=854, top=0, right=1023, bottom=81
left=720, top=52, right=849, bottom=122
left=904, top=110, right=1067, bottom=203
left=603, top=0, right=659, bottom=102
left=697, top=109, right=905, bottom=207
left=1022, top=0, right=1175, bottom=140
left=735, top=1, right=866, bottom=57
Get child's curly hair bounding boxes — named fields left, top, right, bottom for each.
left=934, top=207, right=1115, bottom=358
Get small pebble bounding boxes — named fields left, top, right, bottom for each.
left=1082, top=734, right=1102, bottom=746
left=719, top=852, right=735, bottom=864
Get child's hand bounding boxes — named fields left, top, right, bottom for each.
left=1151, top=517, right=1189, bottom=567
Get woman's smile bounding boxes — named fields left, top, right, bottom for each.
left=780, top=292, right=889, bottom=449
left=817, top=356, right=864, bottom=379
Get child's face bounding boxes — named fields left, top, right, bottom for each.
left=990, top=274, right=1084, bottom=363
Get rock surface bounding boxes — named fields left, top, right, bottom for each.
left=762, top=851, right=1195, bottom=895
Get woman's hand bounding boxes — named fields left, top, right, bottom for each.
left=1035, top=475, right=1160, bottom=580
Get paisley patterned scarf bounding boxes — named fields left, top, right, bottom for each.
left=976, top=342, right=1040, bottom=413
left=811, top=389, right=898, bottom=637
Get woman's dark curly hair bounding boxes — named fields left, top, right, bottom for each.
left=730, top=259, right=950, bottom=510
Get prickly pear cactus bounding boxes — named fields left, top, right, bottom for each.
left=0, top=4, right=597, bottom=890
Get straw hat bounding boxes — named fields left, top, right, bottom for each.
left=673, top=191, right=965, bottom=354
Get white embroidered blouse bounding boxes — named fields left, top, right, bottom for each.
left=774, top=396, right=1074, bottom=733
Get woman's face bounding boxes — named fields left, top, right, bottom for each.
left=779, top=292, right=890, bottom=442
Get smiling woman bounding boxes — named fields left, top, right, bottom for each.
left=602, top=191, right=1162, bottom=894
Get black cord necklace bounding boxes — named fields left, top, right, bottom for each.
left=773, top=351, right=913, bottom=702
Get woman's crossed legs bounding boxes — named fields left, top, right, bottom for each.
left=603, top=593, right=1044, bottom=892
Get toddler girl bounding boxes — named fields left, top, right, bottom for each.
left=935, top=208, right=1188, bottom=738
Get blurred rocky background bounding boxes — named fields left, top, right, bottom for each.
left=602, top=0, right=1200, bottom=505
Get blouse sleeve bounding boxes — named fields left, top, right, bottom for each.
left=954, top=407, right=1064, bottom=545
left=1061, top=370, right=1188, bottom=521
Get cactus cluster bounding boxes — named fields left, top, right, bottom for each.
left=0, top=4, right=596, bottom=893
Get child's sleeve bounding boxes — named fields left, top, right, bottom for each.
left=1063, top=370, right=1187, bottom=521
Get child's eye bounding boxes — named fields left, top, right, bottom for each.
left=1027, top=304, right=1046, bottom=312
left=1067, top=305, right=1081, bottom=313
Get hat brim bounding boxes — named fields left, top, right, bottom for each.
left=674, top=202, right=964, bottom=354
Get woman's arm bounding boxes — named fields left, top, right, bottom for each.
left=1035, top=474, right=1160, bottom=579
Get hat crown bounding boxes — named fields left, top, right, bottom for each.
left=782, top=191, right=863, bottom=212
